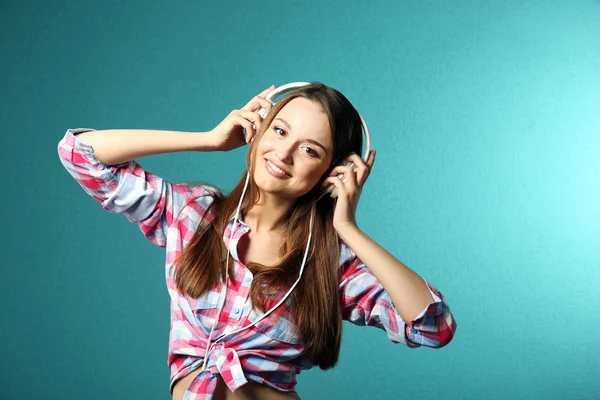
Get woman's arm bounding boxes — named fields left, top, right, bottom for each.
left=75, top=129, right=218, bottom=165
left=57, top=128, right=221, bottom=248
left=338, top=230, right=457, bottom=348
left=76, top=85, right=279, bottom=165
left=338, top=225, right=436, bottom=324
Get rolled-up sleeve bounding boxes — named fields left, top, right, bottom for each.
left=57, top=128, right=220, bottom=247
left=339, top=243, right=457, bottom=348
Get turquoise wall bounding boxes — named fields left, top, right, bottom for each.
left=1, top=1, right=598, bottom=399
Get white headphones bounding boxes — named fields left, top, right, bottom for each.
left=200, top=82, right=372, bottom=372
left=244, top=82, right=372, bottom=199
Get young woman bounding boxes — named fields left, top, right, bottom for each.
left=57, top=82, right=457, bottom=400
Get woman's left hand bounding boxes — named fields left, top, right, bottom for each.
left=321, top=150, right=376, bottom=232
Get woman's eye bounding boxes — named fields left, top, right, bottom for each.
left=273, top=126, right=318, bottom=158
left=304, top=147, right=319, bottom=158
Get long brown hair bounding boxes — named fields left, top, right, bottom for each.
left=175, top=82, right=363, bottom=369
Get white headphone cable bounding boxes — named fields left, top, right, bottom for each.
left=200, top=171, right=251, bottom=371
left=200, top=171, right=313, bottom=370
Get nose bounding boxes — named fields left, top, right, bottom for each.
left=276, top=143, right=294, bottom=164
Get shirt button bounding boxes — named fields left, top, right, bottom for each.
left=233, top=308, right=240, bottom=314
left=98, top=164, right=105, bottom=170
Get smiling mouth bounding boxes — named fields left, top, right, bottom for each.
left=265, top=158, right=291, bottom=178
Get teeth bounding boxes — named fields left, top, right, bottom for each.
left=268, top=160, right=286, bottom=175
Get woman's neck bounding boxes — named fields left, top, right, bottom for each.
left=243, top=204, right=292, bottom=235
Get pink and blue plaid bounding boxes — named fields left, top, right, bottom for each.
left=58, top=128, right=456, bottom=399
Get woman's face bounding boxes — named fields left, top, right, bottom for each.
left=252, top=97, right=334, bottom=199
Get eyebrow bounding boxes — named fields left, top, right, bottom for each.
left=274, top=118, right=329, bottom=155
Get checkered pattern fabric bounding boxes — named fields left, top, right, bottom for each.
left=58, top=128, right=456, bottom=399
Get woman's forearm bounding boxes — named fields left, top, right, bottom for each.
left=337, top=224, right=435, bottom=324
left=75, top=129, right=217, bottom=165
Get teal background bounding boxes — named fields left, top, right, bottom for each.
left=1, top=1, right=599, bottom=399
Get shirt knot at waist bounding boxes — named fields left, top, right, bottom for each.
left=203, top=343, right=248, bottom=392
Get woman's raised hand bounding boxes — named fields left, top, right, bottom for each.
left=208, top=85, right=275, bottom=152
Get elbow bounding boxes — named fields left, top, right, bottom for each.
left=429, top=315, right=458, bottom=349
left=57, top=137, right=69, bottom=163
left=405, top=313, right=457, bottom=349
left=431, top=322, right=456, bottom=348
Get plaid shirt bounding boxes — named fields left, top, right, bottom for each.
left=58, top=128, right=457, bottom=399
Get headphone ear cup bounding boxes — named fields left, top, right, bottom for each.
left=322, top=161, right=344, bottom=198
left=322, top=182, right=338, bottom=198
left=321, top=159, right=360, bottom=198
left=245, top=107, right=267, bottom=138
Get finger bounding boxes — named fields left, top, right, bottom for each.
left=345, top=153, right=368, bottom=173
left=368, top=150, right=376, bottom=168
left=355, top=165, right=368, bottom=187
left=344, top=167, right=358, bottom=192
left=357, top=151, right=375, bottom=185
left=239, top=110, right=265, bottom=142
left=238, top=110, right=263, bottom=128
left=232, top=115, right=254, bottom=143
left=328, top=164, right=357, bottom=178
left=327, top=167, right=358, bottom=193
left=258, top=84, right=276, bottom=97
left=241, top=95, right=273, bottom=113
left=322, top=176, right=346, bottom=198
left=347, top=152, right=374, bottom=184
left=241, top=85, right=275, bottom=110
left=255, top=96, right=272, bottom=110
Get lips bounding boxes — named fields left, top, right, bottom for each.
left=265, top=158, right=291, bottom=177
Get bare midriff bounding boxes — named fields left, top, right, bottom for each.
left=172, top=371, right=301, bottom=400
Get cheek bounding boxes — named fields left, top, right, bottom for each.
left=254, top=137, right=274, bottom=158
left=298, top=163, right=328, bottom=183
left=252, top=138, right=268, bottom=160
